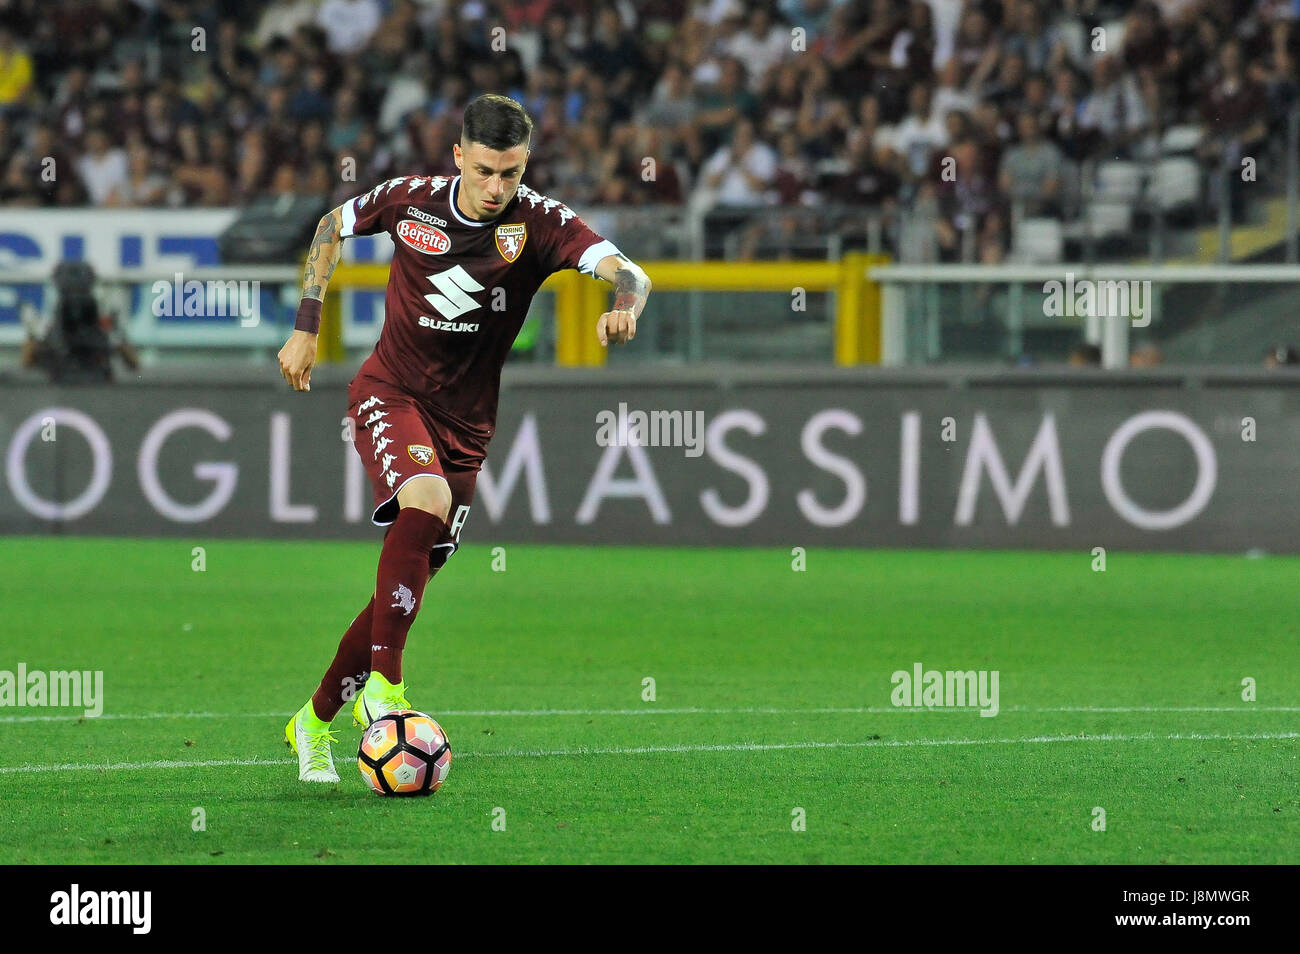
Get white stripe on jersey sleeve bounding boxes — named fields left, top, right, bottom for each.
left=339, top=197, right=358, bottom=238
left=577, top=239, right=622, bottom=276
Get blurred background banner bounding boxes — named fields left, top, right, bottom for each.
left=3, top=372, right=1294, bottom=551
left=1, top=0, right=1298, bottom=545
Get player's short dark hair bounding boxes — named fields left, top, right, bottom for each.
left=461, top=94, right=533, bottom=151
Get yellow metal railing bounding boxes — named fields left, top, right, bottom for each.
left=326, top=255, right=889, bottom=367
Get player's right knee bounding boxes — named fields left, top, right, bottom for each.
left=396, top=476, right=452, bottom=521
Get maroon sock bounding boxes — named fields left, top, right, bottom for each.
left=310, top=596, right=375, bottom=722
left=371, top=507, right=445, bottom=684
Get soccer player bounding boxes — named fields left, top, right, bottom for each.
left=276, top=94, right=651, bottom=781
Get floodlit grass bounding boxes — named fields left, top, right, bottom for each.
left=0, top=538, right=1296, bottom=864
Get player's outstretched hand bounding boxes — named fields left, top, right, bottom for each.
left=597, top=309, right=636, bottom=347
left=278, top=330, right=318, bottom=391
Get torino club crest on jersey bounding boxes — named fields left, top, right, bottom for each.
left=495, top=223, right=526, bottom=263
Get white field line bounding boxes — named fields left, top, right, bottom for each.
left=1, top=732, right=1297, bottom=775
left=0, top=704, right=1297, bottom=724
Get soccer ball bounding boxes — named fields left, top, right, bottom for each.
left=357, top=710, right=452, bottom=796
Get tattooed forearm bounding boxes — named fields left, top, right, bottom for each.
left=302, top=209, right=344, bottom=301
left=611, top=255, right=651, bottom=317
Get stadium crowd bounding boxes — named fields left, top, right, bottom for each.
left=0, top=0, right=1296, bottom=260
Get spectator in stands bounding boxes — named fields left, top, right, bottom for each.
left=0, top=0, right=1293, bottom=277
left=1129, top=343, right=1164, bottom=368
left=695, top=56, right=759, bottom=155
left=1263, top=343, right=1299, bottom=368
left=173, top=124, right=235, bottom=206
left=1, top=149, right=37, bottom=205
left=1254, top=18, right=1298, bottom=115
left=759, top=59, right=806, bottom=138
left=891, top=82, right=948, bottom=181
left=925, top=0, right=964, bottom=70
left=631, top=126, right=684, bottom=204
left=932, top=132, right=1006, bottom=267
left=952, top=6, right=1000, bottom=91
left=1123, top=3, right=1173, bottom=79
left=819, top=3, right=873, bottom=100
left=139, top=89, right=180, bottom=160
left=75, top=128, right=128, bottom=207
left=1079, top=56, right=1150, bottom=156
left=889, top=2, right=936, bottom=86
left=0, top=26, right=33, bottom=115
left=1002, top=0, right=1056, bottom=74
left=1047, top=66, right=1092, bottom=159
left=823, top=124, right=900, bottom=208
left=778, top=0, right=834, bottom=41
left=108, top=142, right=169, bottom=207
left=726, top=5, right=791, bottom=93
left=794, top=63, right=853, bottom=161
left=771, top=129, right=813, bottom=205
left=501, top=0, right=558, bottom=32
left=932, top=57, right=976, bottom=125
left=689, top=0, right=746, bottom=30
left=999, top=111, right=1064, bottom=217
left=1200, top=40, right=1269, bottom=163
left=52, top=64, right=90, bottom=143
left=2, top=123, right=77, bottom=205
left=1021, top=73, right=1052, bottom=132
left=255, top=0, right=320, bottom=49
left=290, top=64, right=334, bottom=123
left=328, top=86, right=365, bottom=151
left=984, top=52, right=1029, bottom=112
left=540, top=10, right=583, bottom=67
left=316, top=0, right=382, bottom=56
left=584, top=8, right=645, bottom=107
left=699, top=117, right=777, bottom=207
left=1068, top=342, right=1102, bottom=366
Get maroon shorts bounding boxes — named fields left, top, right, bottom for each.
left=346, top=372, right=481, bottom=565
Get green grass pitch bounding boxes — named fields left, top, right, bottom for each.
left=0, top=537, right=1296, bottom=864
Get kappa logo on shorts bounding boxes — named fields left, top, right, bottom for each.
left=495, top=223, right=526, bottom=263
left=408, top=443, right=435, bottom=466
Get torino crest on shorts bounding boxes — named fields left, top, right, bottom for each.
left=339, top=174, right=621, bottom=459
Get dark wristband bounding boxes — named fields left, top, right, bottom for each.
left=294, top=298, right=322, bottom=334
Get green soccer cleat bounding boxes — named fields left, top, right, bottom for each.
left=352, top=672, right=413, bottom=728
left=284, top=701, right=340, bottom=783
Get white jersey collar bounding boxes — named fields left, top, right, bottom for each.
left=448, top=175, right=494, bottom=228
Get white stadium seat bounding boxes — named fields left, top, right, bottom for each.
left=1160, top=125, right=1203, bottom=155
left=1095, top=160, right=1145, bottom=201
left=1149, top=157, right=1201, bottom=212
left=1011, top=218, right=1064, bottom=263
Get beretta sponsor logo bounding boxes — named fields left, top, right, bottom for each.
left=396, top=219, right=451, bottom=254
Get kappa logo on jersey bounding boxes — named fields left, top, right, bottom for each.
left=495, top=223, right=527, bottom=263
left=397, top=219, right=451, bottom=255
left=407, top=443, right=435, bottom=466
left=406, top=205, right=447, bottom=227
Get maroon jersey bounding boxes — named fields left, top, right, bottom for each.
left=340, top=174, right=620, bottom=458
